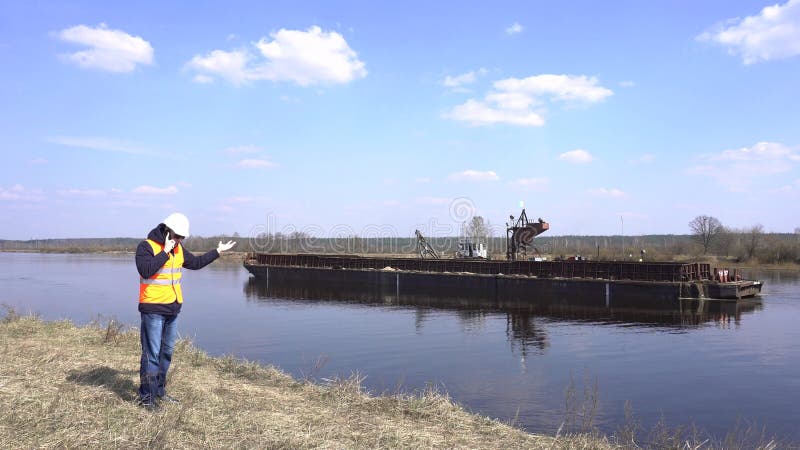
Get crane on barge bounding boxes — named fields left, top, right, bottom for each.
left=415, top=229, right=440, bottom=259
left=506, top=208, right=549, bottom=261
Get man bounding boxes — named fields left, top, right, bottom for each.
left=135, top=212, right=236, bottom=410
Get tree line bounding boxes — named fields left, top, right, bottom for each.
left=687, top=215, right=799, bottom=263
left=1, top=215, right=798, bottom=264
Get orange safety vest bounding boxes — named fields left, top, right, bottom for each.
left=139, top=239, right=184, bottom=304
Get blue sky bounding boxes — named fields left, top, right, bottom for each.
left=1, top=0, right=799, bottom=240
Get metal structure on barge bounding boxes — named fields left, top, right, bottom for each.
left=505, top=209, right=549, bottom=261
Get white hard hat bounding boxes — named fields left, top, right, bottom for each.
left=162, top=212, right=190, bottom=237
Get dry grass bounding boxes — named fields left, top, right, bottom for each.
left=0, top=314, right=616, bottom=449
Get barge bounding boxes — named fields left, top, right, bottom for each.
left=244, top=208, right=762, bottom=308
left=243, top=253, right=763, bottom=304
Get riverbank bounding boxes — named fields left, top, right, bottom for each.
left=0, top=314, right=611, bottom=449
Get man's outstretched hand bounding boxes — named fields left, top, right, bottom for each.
left=217, top=240, right=236, bottom=253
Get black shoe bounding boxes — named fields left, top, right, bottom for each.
left=138, top=398, right=160, bottom=411
left=158, top=394, right=180, bottom=404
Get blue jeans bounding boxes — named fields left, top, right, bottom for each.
left=138, top=313, right=178, bottom=402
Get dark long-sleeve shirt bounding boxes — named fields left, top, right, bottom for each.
left=135, top=224, right=219, bottom=315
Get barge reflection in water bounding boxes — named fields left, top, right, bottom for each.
left=244, top=272, right=762, bottom=339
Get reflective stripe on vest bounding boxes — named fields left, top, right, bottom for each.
left=140, top=278, right=179, bottom=285
left=139, top=267, right=184, bottom=284
left=139, top=239, right=185, bottom=304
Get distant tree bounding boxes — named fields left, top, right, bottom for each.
left=466, top=216, right=490, bottom=242
left=689, top=215, right=723, bottom=255
left=745, top=224, right=764, bottom=260
left=713, top=226, right=733, bottom=257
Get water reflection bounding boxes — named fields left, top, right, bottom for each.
left=506, top=313, right=549, bottom=359
left=244, top=275, right=762, bottom=355
left=755, top=269, right=800, bottom=284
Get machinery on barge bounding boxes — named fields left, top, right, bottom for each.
left=505, top=209, right=549, bottom=261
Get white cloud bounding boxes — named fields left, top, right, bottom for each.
left=224, top=145, right=263, bottom=154
left=44, top=136, right=169, bottom=157
left=443, top=71, right=475, bottom=88
left=187, top=26, right=367, bottom=86
left=588, top=188, right=626, bottom=198
left=414, top=177, right=431, bottom=184
left=494, top=75, right=614, bottom=103
left=510, top=178, right=549, bottom=191
left=697, top=0, right=800, bottom=64
left=254, top=26, right=366, bottom=85
left=29, top=157, right=48, bottom=164
left=0, top=184, right=45, bottom=202
left=619, top=80, right=636, bottom=87
left=132, top=185, right=179, bottom=195
left=559, top=149, right=594, bottom=164
left=235, top=158, right=277, bottom=169
left=687, top=142, right=799, bottom=191
left=55, top=23, right=153, bottom=72
left=444, top=74, right=612, bottom=127
left=187, top=49, right=251, bottom=85
left=505, top=22, right=524, bottom=35
left=447, top=169, right=499, bottom=182
left=444, top=99, right=545, bottom=126
left=709, top=141, right=799, bottom=162
left=442, top=68, right=486, bottom=88
left=485, top=91, right=538, bottom=110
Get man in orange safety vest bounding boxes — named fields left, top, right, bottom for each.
left=135, top=212, right=236, bottom=410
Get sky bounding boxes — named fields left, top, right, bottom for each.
left=1, top=0, right=799, bottom=241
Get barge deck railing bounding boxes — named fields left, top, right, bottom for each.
left=246, top=253, right=716, bottom=283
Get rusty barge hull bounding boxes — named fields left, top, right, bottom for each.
left=244, top=254, right=762, bottom=302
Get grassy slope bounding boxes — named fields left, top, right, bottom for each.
left=0, top=316, right=613, bottom=449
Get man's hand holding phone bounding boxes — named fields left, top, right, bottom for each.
left=164, top=232, right=176, bottom=254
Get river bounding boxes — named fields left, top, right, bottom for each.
left=2, top=252, right=798, bottom=443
